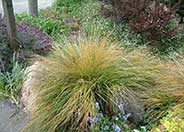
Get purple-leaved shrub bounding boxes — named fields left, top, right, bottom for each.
left=0, top=13, right=52, bottom=71
left=102, top=0, right=179, bottom=46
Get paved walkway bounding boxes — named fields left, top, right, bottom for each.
left=0, top=0, right=54, bottom=15
left=0, top=99, right=27, bottom=132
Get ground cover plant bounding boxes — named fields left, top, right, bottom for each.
left=56, top=0, right=82, bottom=9
left=89, top=102, right=149, bottom=132
left=16, top=12, right=78, bottom=41
left=22, top=38, right=164, bottom=132
left=55, top=0, right=146, bottom=46
left=151, top=109, right=184, bottom=132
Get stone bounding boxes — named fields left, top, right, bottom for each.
left=115, top=94, right=145, bottom=124
left=21, top=61, right=47, bottom=113
left=124, top=101, right=145, bottom=124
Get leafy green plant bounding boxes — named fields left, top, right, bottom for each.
left=56, top=0, right=82, bottom=8
left=16, top=13, right=73, bottom=40
left=89, top=103, right=130, bottom=132
left=0, top=73, right=5, bottom=93
left=91, top=113, right=127, bottom=132
left=22, top=39, right=161, bottom=132
left=0, top=54, right=26, bottom=105
left=151, top=109, right=184, bottom=132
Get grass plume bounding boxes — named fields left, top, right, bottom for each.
left=144, top=57, right=184, bottom=123
left=23, top=38, right=162, bottom=132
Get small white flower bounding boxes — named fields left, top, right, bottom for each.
left=118, top=104, right=125, bottom=113
left=95, top=102, right=100, bottom=110
left=133, top=129, right=140, bottom=132
left=140, top=126, right=146, bottom=131
left=127, top=113, right=131, bottom=118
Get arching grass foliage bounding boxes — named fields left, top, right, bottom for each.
left=23, top=38, right=163, bottom=132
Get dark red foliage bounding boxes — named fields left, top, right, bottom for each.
left=107, top=0, right=180, bottom=45
left=110, top=0, right=151, bottom=22
left=128, top=0, right=179, bottom=43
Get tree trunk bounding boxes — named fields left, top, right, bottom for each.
left=2, top=0, right=18, bottom=51
left=28, top=0, right=38, bottom=16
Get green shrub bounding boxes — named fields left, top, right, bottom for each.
left=151, top=109, right=184, bottom=132
left=23, top=39, right=161, bottom=132
left=0, top=73, right=5, bottom=93
left=56, top=0, right=82, bottom=7
left=16, top=13, right=73, bottom=40
left=56, top=0, right=82, bottom=14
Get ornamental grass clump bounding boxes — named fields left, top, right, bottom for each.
left=23, top=39, right=162, bottom=132
left=144, top=58, right=184, bottom=123
left=159, top=60, right=184, bottom=109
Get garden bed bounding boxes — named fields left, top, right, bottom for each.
left=1, top=0, right=184, bottom=132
